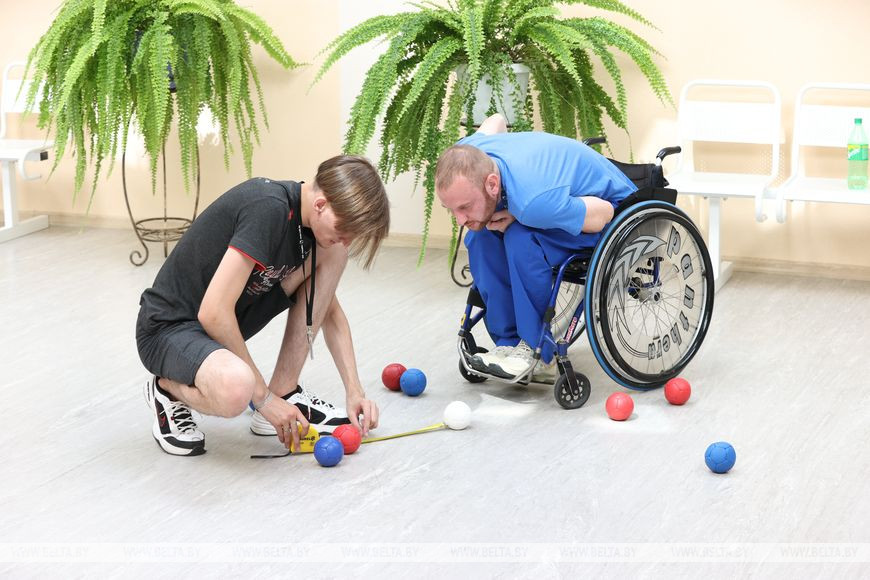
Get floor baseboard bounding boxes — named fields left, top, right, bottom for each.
left=9, top=212, right=870, bottom=282
left=382, top=232, right=457, bottom=251
left=727, top=256, right=870, bottom=282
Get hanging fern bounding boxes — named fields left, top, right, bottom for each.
left=314, top=0, right=672, bottom=264
left=24, top=0, right=298, bottom=205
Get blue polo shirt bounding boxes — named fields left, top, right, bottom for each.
left=457, top=131, right=636, bottom=238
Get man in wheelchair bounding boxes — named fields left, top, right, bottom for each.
left=435, top=113, right=637, bottom=384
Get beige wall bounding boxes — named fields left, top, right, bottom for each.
left=1, top=0, right=341, bottom=226
left=565, top=0, right=870, bottom=274
left=4, top=0, right=870, bottom=274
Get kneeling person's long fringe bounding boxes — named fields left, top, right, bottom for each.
left=315, top=155, right=390, bottom=269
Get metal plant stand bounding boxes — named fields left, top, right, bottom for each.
left=122, top=146, right=200, bottom=266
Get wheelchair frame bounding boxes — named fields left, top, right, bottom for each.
left=456, top=144, right=715, bottom=409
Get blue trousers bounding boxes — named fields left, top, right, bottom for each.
left=465, top=223, right=598, bottom=363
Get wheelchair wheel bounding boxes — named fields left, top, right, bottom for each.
left=459, top=347, right=488, bottom=383
left=584, top=200, right=714, bottom=390
left=554, top=372, right=591, bottom=409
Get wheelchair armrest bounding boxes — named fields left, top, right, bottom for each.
left=614, top=187, right=678, bottom=216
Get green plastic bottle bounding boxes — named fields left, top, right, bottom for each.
left=847, top=118, right=868, bottom=190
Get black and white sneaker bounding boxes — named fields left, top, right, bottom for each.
left=144, top=376, right=206, bottom=456
left=250, top=385, right=351, bottom=436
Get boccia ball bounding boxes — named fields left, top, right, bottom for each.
left=705, top=441, right=736, bottom=474
left=665, top=377, right=691, bottom=405
left=400, top=368, right=427, bottom=397
left=443, top=401, right=472, bottom=430
left=313, top=435, right=344, bottom=467
left=332, top=424, right=362, bottom=454
left=382, top=363, right=407, bottom=391
left=605, top=392, right=634, bottom=421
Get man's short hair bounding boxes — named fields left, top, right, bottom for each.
left=435, top=144, right=497, bottom=192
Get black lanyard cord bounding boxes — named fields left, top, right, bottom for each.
left=276, top=179, right=317, bottom=359
left=298, top=223, right=316, bottom=360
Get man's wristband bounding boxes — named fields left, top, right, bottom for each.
left=253, top=391, right=273, bottom=411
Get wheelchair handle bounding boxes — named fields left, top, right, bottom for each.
left=583, top=137, right=607, bottom=147
left=656, top=146, right=681, bottom=162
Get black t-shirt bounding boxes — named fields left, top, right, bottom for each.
left=139, top=178, right=314, bottom=338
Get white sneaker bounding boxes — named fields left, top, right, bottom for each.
left=251, top=385, right=351, bottom=436
left=487, top=341, right=558, bottom=383
left=531, top=359, right=558, bottom=384
left=471, top=345, right=513, bottom=372
left=144, top=376, right=205, bottom=456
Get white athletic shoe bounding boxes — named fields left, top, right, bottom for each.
left=471, top=345, right=514, bottom=372
left=250, top=385, right=351, bottom=436
left=486, top=341, right=558, bottom=383
left=531, top=359, right=558, bottom=384
left=144, top=376, right=205, bottom=456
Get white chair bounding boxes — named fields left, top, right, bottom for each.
left=769, top=83, right=870, bottom=223
left=0, top=61, right=54, bottom=243
left=666, top=80, right=782, bottom=290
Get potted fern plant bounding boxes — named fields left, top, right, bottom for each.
left=24, top=0, right=297, bottom=264
left=314, top=0, right=672, bottom=262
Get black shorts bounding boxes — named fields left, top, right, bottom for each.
left=136, top=285, right=296, bottom=385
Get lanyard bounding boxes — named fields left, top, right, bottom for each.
left=298, top=222, right=316, bottom=360
left=277, top=179, right=317, bottom=360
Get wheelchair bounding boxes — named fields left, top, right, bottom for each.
left=456, top=141, right=715, bottom=409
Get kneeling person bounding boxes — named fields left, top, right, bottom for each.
left=136, top=155, right=388, bottom=455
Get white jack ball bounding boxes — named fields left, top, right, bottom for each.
left=443, top=401, right=472, bottom=430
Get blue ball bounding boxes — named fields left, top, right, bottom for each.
left=705, top=441, right=736, bottom=474
left=314, top=435, right=344, bottom=467
left=399, top=368, right=427, bottom=397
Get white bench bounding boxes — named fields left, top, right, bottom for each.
left=0, top=61, right=54, bottom=244
left=666, top=80, right=782, bottom=290
left=768, top=83, right=870, bottom=223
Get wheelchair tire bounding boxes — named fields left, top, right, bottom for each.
left=459, top=347, right=489, bottom=383
left=584, top=200, right=714, bottom=390
left=554, top=372, right=591, bottom=409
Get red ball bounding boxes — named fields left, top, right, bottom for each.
left=664, top=377, right=692, bottom=405
left=605, top=392, right=634, bottom=421
left=332, top=424, right=362, bottom=454
left=382, top=363, right=407, bottom=391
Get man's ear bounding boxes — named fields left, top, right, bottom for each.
left=313, top=195, right=328, bottom=213
left=484, top=173, right=500, bottom=199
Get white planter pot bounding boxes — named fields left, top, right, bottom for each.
left=455, top=63, right=530, bottom=126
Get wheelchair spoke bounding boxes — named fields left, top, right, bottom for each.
left=552, top=280, right=585, bottom=341
left=613, top=280, right=672, bottom=370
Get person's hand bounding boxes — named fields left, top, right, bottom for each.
left=346, top=390, right=379, bottom=437
left=486, top=209, right=515, bottom=233
left=259, top=395, right=310, bottom=451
